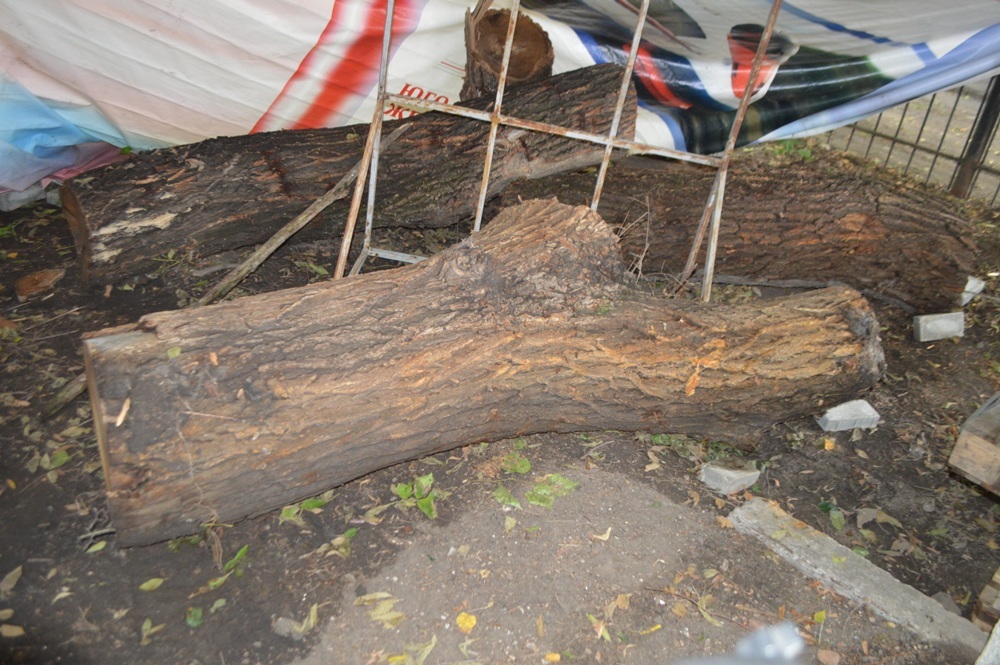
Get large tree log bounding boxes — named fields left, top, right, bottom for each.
left=83, top=198, right=884, bottom=546
left=498, top=157, right=978, bottom=313
left=62, top=64, right=635, bottom=282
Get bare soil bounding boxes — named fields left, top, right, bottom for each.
left=1, top=144, right=999, bottom=665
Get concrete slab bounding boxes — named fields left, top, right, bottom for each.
left=914, top=311, right=965, bottom=341
left=815, top=399, right=881, bottom=432
left=964, top=276, right=987, bottom=306
left=699, top=459, right=761, bottom=495
left=976, top=621, right=1000, bottom=665
left=730, top=498, right=987, bottom=657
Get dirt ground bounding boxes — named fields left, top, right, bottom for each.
left=1, top=144, right=999, bottom=665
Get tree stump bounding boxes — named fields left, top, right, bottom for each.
left=63, top=64, right=632, bottom=283
left=83, top=198, right=884, bottom=546
left=498, top=157, right=979, bottom=313
left=460, top=4, right=554, bottom=101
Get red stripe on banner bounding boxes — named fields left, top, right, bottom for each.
left=629, top=44, right=692, bottom=109
left=251, top=1, right=349, bottom=133
left=291, top=0, right=390, bottom=130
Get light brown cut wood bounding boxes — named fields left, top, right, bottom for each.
left=84, top=198, right=884, bottom=546
left=948, top=392, right=1000, bottom=495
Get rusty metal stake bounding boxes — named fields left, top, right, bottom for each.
left=675, top=0, right=784, bottom=302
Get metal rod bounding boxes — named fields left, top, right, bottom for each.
left=951, top=74, right=1000, bottom=199
left=675, top=0, right=782, bottom=301
left=334, top=0, right=397, bottom=280
left=472, top=0, right=522, bottom=233
left=590, top=0, right=650, bottom=212
left=382, top=93, right=723, bottom=167
left=924, top=86, right=964, bottom=184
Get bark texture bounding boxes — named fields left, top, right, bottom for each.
left=83, top=198, right=884, bottom=546
left=499, top=157, right=978, bottom=313
left=63, top=64, right=633, bottom=282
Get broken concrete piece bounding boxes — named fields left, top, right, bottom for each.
left=698, top=459, right=760, bottom=495
left=816, top=399, right=881, bottom=432
left=977, top=621, right=1000, bottom=665
left=964, top=276, right=986, bottom=306
left=914, top=311, right=965, bottom=341
left=730, top=498, right=987, bottom=657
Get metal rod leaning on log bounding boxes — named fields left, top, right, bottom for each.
left=194, top=124, right=409, bottom=305
left=343, top=0, right=399, bottom=279
left=590, top=0, right=650, bottom=212
left=675, top=0, right=784, bottom=302
left=472, top=0, right=521, bottom=233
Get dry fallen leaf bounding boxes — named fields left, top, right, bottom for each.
left=817, top=649, right=841, bottom=665
left=0, top=624, right=25, bottom=638
left=15, top=268, right=65, bottom=302
left=456, top=611, right=476, bottom=635
left=716, top=516, right=734, bottom=529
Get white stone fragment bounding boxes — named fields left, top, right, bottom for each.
left=963, top=276, right=986, bottom=306
left=698, top=459, right=760, bottom=495
left=913, top=311, right=965, bottom=342
left=815, top=399, right=881, bottom=432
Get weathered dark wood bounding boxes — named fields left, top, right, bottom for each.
left=83, top=198, right=884, bottom=546
left=460, top=6, right=554, bottom=101
left=498, top=156, right=979, bottom=313
left=63, top=64, right=634, bottom=282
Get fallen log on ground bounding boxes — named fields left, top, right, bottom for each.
left=498, top=156, right=978, bottom=313
left=62, top=64, right=635, bottom=283
left=83, top=198, right=884, bottom=546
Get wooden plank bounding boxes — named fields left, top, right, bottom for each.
left=949, top=392, right=1000, bottom=495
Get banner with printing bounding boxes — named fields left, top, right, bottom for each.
left=2, top=0, right=999, bottom=203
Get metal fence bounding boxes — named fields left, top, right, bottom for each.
left=823, top=74, right=1000, bottom=208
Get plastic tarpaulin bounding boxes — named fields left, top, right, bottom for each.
left=2, top=0, right=1000, bottom=198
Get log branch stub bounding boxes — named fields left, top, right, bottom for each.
left=83, top=198, right=884, bottom=546
left=499, top=158, right=979, bottom=313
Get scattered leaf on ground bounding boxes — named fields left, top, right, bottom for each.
left=696, top=594, right=722, bottom=627
left=716, top=516, right=734, bottom=529
left=817, top=649, right=842, bottom=665
left=0, top=610, right=11, bottom=621
left=0, top=567, right=22, bottom=598
left=1, top=624, right=25, bottom=638
left=456, top=612, right=476, bottom=634
left=86, top=541, right=107, bottom=554
left=139, top=617, right=165, bottom=645
left=590, top=527, right=611, bottom=542
left=139, top=578, right=165, bottom=592
left=493, top=485, right=521, bottom=510
left=185, top=607, right=203, bottom=628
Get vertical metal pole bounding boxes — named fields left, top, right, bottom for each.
left=951, top=74, right=1000, bottom=199
left=472, top=0, right=522, bottom=233
left=334, top=0, right=396, bottom=279
left=675, top=0, right=782, bottom=301
left=590, top=0, right=650, bottom=212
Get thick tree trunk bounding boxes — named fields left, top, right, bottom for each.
left=498, top=157, right=978, bottom=313
left=83, top=198, right=883, bottom=546
left=63, top=64, right=634, bottom=283
left=460, top=6, right=554, bottom=101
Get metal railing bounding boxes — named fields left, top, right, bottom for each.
left=823, top=74, right=1000, bottom=208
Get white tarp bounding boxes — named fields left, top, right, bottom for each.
left=2, top=0, right=1000, bottom=198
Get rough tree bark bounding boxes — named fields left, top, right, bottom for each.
left=83, top=198, right=884, bottom=546
left=498, top=157, right=978, bottom=313
left=62, top=64, right=634, bottom=282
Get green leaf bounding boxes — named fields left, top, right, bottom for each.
left=504, top=516, right=517, bottom=534
left=413, top=473, right=435, bottom=499
left=206, top=572, right=232, bottom=591
left=502, top=453, right=531, bottom=475
left=928, top=527, right=949, bottom=537
left=416, top=494, right=437, bottom=520
left=46, top=449, right=70, bottom=470
left=209, top=598, right=226, bottom=614
left=392, top=482, right=413, bottom=500
left=139, top=578, right=165, bottom=592
left=829, top=508, right=846, bottom=531
left=851, top=546, right=870, bottom=557
left=300, top=497, right=329, bottom=512
left=526, top=486, right=554, bottom=509
left=493, top=485, right=521, bottom=509
left=86, top=541, right=107, bottom=554
left=223, top=545, right=248, bottom=573
left=166, top=347, right=182, bottom=359
left=818, top=500, right=834, bottom=514
left=185, top=607, right=203, bottom=628
left=545, top=474, right=578, bottom=497
left=813, top=609, right=827, bottom=624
